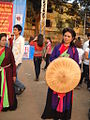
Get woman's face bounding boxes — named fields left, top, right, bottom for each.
left=0, top=36, right=7, bottom=47
left=63, top=32, right=73, bottom=45
left=47, top=39, right=49, bottom=43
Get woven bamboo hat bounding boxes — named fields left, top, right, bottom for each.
left=46, top=57, right=81, bottom=93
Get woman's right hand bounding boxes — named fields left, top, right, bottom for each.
left=33, top=36, right=38, bottom=41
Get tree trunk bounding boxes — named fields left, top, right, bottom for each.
left=35, top=13, right=40, bottom=35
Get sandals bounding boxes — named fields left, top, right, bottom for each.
left=16, top=87, right=26, bottom=95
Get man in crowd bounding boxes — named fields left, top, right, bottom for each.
left=12, top=24, right=26, bottom=95
left=83, top=33, right=90, bottom=91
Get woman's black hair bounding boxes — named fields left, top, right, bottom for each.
left=37, top=34, right=43, bottom=47
left=89, top=41, right=90, bottom=49
left=0, top=33, right=7, bottom=41
left=29, top=36, right=34, bottom=43
left=47, top=37, right=52, bottom=43
left=13, top=24, right=22, bottom=35
left=62, top=27, right=76, bottom=47
left=87, top=33, right=90, bottom=37
left=78, top=37, right=80, bottom=41
left=75, top=38, right=82, bottom=48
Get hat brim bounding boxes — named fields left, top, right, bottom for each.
left=46, top=57, right=81, bottom=93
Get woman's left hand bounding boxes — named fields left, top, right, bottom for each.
left=44, top=53, right=47, bottom=58
left=13, top=76, right=16, bottom=82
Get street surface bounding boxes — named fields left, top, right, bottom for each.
left=0, top=60, right=90, bottom=120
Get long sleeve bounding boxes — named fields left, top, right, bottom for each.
left=50, top=44, right=61, bottom=62
left=10, top=49, right=16, bottom=77
left=16, top=37, right=24, bottom=65
left=30, top=41, right=35, bottom=46
left=12, top=36, right=25, bottom=66
left=73, top=47, right=79, bottom=64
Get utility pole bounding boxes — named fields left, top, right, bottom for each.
left=40, top=0, right=48, bottom=39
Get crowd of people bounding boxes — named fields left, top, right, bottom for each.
left=0, top=25, right=90, bottom=119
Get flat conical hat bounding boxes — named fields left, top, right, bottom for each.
left=46, top=57, right=81, bottom=93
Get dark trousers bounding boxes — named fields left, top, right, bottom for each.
left=79, top=64, right=83, bottom=85
left=44, top=54, right=50, bottom=69
left=83, top=63, right=90, bottom=88
left=15, top=63, right=25, bottom=89
left=34, top=56, right=42, bottom=79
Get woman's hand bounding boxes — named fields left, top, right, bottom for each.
left=13, top=76, right=16, bottom=82
left=33, top=36, right=38, bottom=41
left=44, top=53, right=46, bottom=58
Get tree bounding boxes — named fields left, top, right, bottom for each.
left=27, top=0, right=41, bottom=35
left=78, top=0, right=90, bottom=8
left=28, top=0, right=90, bottom=34
left=50, top=0, right=90, bottom=32
left=28, top=0, right=72, bottom=34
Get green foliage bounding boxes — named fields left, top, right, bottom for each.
left=78, top=0, right=90, bottom=7
left=28, top=0, right=89, bottom=32
left=56, top=17, right=76, bottom=31
left=66, top=19, right=75, bottom=28
left=27, top=0, right=41, bottom=26
left=66, top=1, right=79, bottom=16
left=30, top=0, right=41, bottom=13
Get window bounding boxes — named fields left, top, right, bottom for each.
left=47, top=5, right=53, bottom=13
left=59, top=7, right=63, bottom=14
left=46, top=20, right=52, bottom=27
left=27, top=10, right=30, bottom=18
left=32, top=19, right=35, bottom=26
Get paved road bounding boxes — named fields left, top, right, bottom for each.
left=0, top=60, right=90, bottom=120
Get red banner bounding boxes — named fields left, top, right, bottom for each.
left=0, top=2, right=13, bottom=34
